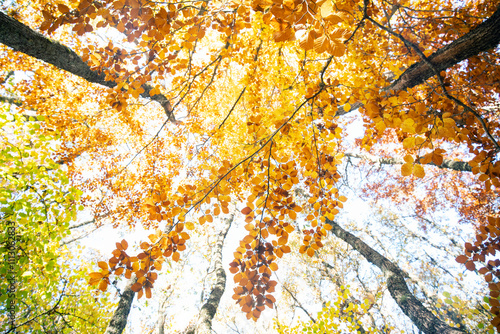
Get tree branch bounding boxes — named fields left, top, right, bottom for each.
left=0, top=94, right=22, bottom=106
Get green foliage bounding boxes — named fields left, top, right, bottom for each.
left=276, top=286, right=381, bottom=334
left=0, top=104, right=113, bottom=333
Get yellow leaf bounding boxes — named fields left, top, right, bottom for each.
left=241, top=207, right=252, bottom=215
left=269, top=262, right=278, bottom=271
left=329, top=41, right=346, bottom=57
left=320, top=0, right=333, bottom=18
left=403, top=137, right=415, bottom=149
left=89, top=272, right=103, bottom=279
left=299, top=31, right=315, bottom=51
left=313, top=35, right=329, bottom=54
left=131, top=282, right=143, bottom=292
left=99, top=279, right=108, bottom=292
left=375, top=121, right=386, bottom=132
left=413, top=164, right=425, bottom=178
left=479, top=174, right=489, bottom=181
left=401, top=163, right=413, bottom=176
left=58, top=4, right=70, bottom=13
left=401, top=118, right=416, bottom=133
left=432, top=152, right=443, bottom=166
left=306, top=247, right=315, bottom=257
left=403, top=155, right=414, bottom=163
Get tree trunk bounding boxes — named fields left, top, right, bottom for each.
left=0, top=11, right=174, bottom=120
left=182, top=215, right=234, bottom=334
left=104, top=275, right=138, bottom=334
left=325, top=219, right=467, bottom=334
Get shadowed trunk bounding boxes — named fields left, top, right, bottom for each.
left=325, top=219, right=467, bottom=334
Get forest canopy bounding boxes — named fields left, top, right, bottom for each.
left=0, top=0, right=499, bottom=333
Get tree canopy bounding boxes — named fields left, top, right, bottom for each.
left=0, top=0, right=499, bottom=332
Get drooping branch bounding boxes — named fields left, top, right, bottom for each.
left=0, top=11, right=175, bottom=121
left=344, top=152, right=472, bottom=172
left=385, top=6, right=500, bottom=92
left=325, top=219, right=467, bottom=334
left=182, top=215, right=234, bottom=334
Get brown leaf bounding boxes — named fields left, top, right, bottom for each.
left=465, top=260, right=476, bottom=271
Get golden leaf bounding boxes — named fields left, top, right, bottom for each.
left=131, top=282, right=143, bottom=292
left=413, top=164, right=425, bottom=178
left=299, top=31, right=315, bottom=51
left=401, top=163, right=413, bottom=176
left=320, top=0, right=333, bottom=18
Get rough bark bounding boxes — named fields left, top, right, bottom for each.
left=325, top=219, right=467, bottom=334
left=344, top=152, right=472, bottom=172
left=104, top=275, right=138, bottom=334
left=0, top=11, right=174, bottom=120
left=386, top=6, right=500, bottom=91
left=182, top=215, right=234, bottom=334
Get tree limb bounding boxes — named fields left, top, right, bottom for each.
left=344, top=152, right=472, bottom=172
left=385, top=6, right=500, bottom=91
left=0, top=11, right=175, bottom=121
left=0, top=95, right=22, bottom=106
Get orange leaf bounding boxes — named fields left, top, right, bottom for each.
left=455, top=255, right=468, bottom=264
left=131, top=282, right=143, bottom=292
left=241, top=207, right=252, bottom=215
left=98, top=261, right=108, bottom=270
left=99, top=279, right=108, bottom=292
